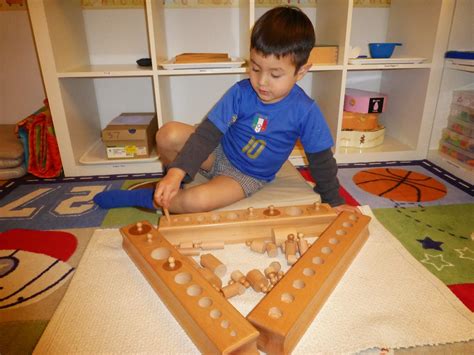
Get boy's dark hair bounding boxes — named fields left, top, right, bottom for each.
left=251, top=6, right=315, bottom=73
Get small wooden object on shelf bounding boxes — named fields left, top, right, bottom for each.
left=175, top=53, right=230, bottom=63
left=307, top=45, right=338, bottom=65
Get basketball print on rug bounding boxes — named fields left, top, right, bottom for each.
left=353, top=168, right=447, bottom=202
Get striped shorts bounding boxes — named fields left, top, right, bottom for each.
left=199, top=145, right=267, bottom=197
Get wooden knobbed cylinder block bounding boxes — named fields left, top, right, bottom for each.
left=246, top=269, right=269, bottom=293
left=221, top=282, right=246, bottom=299
left=200, top=253, right=227, bottom=278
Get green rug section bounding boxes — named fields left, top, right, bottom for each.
left=100, top=179, right=163, bottom=228
left=0, top=320, right=48, bottom=355
left=373, top=204, right=474, bottom=285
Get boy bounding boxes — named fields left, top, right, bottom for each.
left=94, top=6, right=355, bottom=214
left=153, top=5, right=354, bottom=213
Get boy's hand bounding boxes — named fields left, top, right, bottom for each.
left=154, top=168, right=186, bottom=209
left=333, top=204, right=360, bottom=214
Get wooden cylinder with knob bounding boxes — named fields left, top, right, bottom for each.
left=246, top=269, right=269, bottom=293
left=200, top=253, right=227, bottom=278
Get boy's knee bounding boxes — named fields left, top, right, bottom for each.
left=156, top=122, right=185, bottom=152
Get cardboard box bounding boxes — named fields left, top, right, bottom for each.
left=102, top=113, right=157, bottom=159
left=344, top=88, right=387, bottom=114
left=308, top=46, right=338, bottom=65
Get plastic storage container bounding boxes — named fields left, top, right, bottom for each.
left=441, top=128, right=474, bottom=153
left=449, top=103, right=474, bottom=124
left=447, top=116, right=474, bottom=138
left=452, top=90, right=474, bottom=110
left=439, top=141, right=474, bottom=169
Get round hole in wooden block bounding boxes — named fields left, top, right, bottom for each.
left=210, top=309, right=222, bottom=319
left=292, top=279, right=305, bottom=289
left=268, top=307, right=283, bottom=319
left=220, top=320, right=230, bottom=329
left=312, top=256, right=324, bottom=265
left=211, top=214, right=220, bottom=222
left=342, top=221, right=353, bottom=228
left=284, top=206, right=303, bottom=216
left=172, top=217, right=179, bottom=223
left=198, top=297, right=213, bottom=308
left=321, top=246, right=332, bottom=254
left=174, top=272, right=192, bottom=285
left=281, top=293, right=295, bottom=303
left=230, top=330, right=237, bottom=337
left=151, top=247, right=171, bottom=260
left=349, top=214, right=359, bottom=221
left=303, top=268, right=315, bottom=277
left=329, top=238, right=339, bottom=245
left=196, top=215, right=205, bottom=222
left=336, top=229, right=347, bottom=236
left=226, top=212, right=238, bottom=220
left=186, top=284, right=202, bottom=297
left=263, top=207, right=281, bottom=217
left=129, top=223, right=152, bottom=235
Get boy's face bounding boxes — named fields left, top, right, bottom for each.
left=249, top=49, right=309, bottom=104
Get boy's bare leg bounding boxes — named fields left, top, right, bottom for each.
left=167, top=175, right=246, bottom=213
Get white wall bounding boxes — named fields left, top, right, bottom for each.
left=0, top=10, right=45, bottom=124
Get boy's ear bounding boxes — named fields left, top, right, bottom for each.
left=296, top=62, right=312, bottom=81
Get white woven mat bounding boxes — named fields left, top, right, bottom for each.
left=34, top=206, right=473, bottom=354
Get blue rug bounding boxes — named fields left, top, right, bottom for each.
left=0, top=173, right=162, bottom=232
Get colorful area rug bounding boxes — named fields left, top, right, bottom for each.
left=0, top=173, right=162, bottom=232
left=299, top=159, right=474, bottom=312
left=0, top=160, right=472, bottom=353
left=0, top=173, right=162, bottom=354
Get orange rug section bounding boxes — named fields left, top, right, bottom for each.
left=353, top=168, right=447, bottom=202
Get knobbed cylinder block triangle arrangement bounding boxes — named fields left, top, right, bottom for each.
left=120, top=203, right=371, bottom=354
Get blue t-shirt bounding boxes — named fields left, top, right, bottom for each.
left=208, top=79, right=334, bottom=182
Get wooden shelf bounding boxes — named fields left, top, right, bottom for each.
left=79, top=139, right=159, bottom=165
left=335, top=135, right=417, bottom=163
left=28, top=0, right=456, bottom=176
left=445, top=61, right=474, bottom=73
left=347, top=63, right=432, bottom=71
left=58, top=64, right=153, bottom=78
left=157, top=67, right=247, bottom=76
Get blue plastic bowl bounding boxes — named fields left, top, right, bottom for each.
left=369, top=43, right=402, bottom=58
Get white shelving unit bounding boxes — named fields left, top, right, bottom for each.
left=428, top=0, right=473, bottom=184
left=27, top=0, right=456, bottom=176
